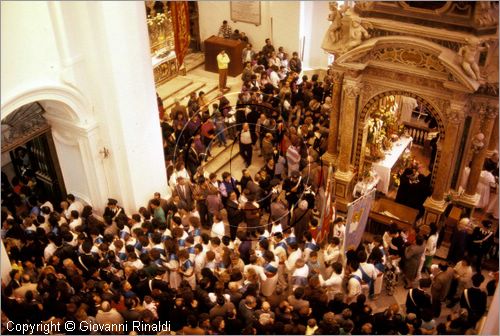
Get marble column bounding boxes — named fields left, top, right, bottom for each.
left=322, top=69, right=344, bottom=164
left=423, top=110, right=462, bottom=226
left=333, top=75, right=361, bottom=212
left=487, top=114, right=499, bottom=155
left=463, top=104, right=498, bottom=203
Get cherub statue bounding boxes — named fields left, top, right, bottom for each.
left=344, top=17, right=371, bottom=51
left=321, top=2, right=344, bottom=50
left=458, top=37, right=488, bottom=81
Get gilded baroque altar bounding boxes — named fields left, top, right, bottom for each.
left=146, top=1, right=179, bottom=85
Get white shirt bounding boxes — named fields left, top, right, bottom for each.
left=292, top=264, right=309, bottom=278
left=347, top=269, right=363, bottom=300
left=270, top=71, right=280, bottom=88
left=244, top=264, right=267, bottom=282
left=359, top=262, right=377, bottom=280
left=333, top=224, right=345, bottom=243
left=69, top=218, right=82, bottom=231
left=240, top=130, right=252, bottom=144
left=68, top=201, right=84, bottom=216
left=285, top=249, right=302, bottom=272
left=425, top=233, right=439, bottom=256
left=211, top=220, right=225, bottom=239
left=194, top=252, right=206, bottom=279
left=320, top=272, right=344, bottom=293
left=324, top=245, right=341, bottom=265
left=44, top=243, right=57, bottom=260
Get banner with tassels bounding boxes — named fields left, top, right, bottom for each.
left=170, top=1, right=190, bottom=66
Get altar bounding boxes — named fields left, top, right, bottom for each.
left=152, top=49, right=178, bottom=85
left=372, top=136, right=413, bottom=194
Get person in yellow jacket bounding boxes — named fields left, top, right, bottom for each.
left=217, top=50, right=230, bottom=92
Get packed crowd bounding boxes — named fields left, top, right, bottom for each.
left=1, top=36, right=498, bottom=335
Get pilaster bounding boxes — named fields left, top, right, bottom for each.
left=333, top=72, right=361, bottom=211
left=460, top=101, right=499, bottom=212
left=423, top=105, right=463, bottom=226
left=322, top=68, right=344, bottom=166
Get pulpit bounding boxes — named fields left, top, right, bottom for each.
left=204, top=36, right=245, bottom=76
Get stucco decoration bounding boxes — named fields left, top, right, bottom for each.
left=335, top=36, right=480, bottom=92
left=322, top=5, right=372, bottom=55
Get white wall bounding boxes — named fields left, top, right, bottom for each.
left=0, top=2, right=61, bottom=110
left=300, top=1, right=331, bottom=70
left=1, top=1, right=169, bottom=214
left=198, top=1, right=301, bottom=55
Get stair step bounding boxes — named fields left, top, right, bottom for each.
left=157, top=77, right=193, bottom=102
left=162, top=80, right=207, bottom=110
left=203, top=140, right=240, bottom=173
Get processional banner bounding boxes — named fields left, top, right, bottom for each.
left=317, top=165, right=335, bottom=244
left=344, top=188, right=376, bottom=251
left=170, top=1, right=190, bottom=66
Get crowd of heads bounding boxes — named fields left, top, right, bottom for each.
left=1, top=37, right=498, bottom=335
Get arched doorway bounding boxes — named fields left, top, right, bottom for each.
left=1, top=102, right=67, bottom=213
left=354, top=90, right=447, bottom=214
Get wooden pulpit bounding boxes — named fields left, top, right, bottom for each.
left=204, top=36, right=245, bottom=77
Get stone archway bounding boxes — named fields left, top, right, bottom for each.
left=1, top=87, right=109, bottom=210
left=354, top=89, right=446, bottom=187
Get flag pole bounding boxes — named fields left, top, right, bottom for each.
left=318, top=164, right=333, bottom=243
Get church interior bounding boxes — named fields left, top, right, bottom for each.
left=1, top=1, right=499, bottom=335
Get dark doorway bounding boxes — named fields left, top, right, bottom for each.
left=2, top=103, right=67, bottom=214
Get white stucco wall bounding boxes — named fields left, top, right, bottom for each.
left=1, top=1, right=169, bottom=214
left=300, top=1, right=331, bottom=70
left=198, top=1, right=301, bottom=56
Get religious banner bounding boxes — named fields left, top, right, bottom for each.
left=317, top=165, right=335, bottom=244
left=170, top=1, right=190, bottom=66
left=344, top=188, right=376, bottom=251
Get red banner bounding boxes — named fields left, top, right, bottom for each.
left=170, top=1, right=190, bottom=66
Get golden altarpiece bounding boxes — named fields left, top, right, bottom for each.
left=145, top=1, right=179, bottom=85
left=320, top=1, right=499, bottom=237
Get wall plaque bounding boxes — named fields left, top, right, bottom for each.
left=230, top=1, right=261, bottom=26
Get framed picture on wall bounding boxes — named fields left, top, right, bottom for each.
left=230, top=1, right=261, bottom=26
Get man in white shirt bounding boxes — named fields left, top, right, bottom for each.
left=346, top=261, right=363, bottom=303
left=358, top=250, right=377, bottom=298
left=67, top=194, right=84, bottom=216
left=239, top=123, right=253, bottom=167
left=324, top=237, right=342, bottom=278
left=285, top=242, right=302, bottom=275
left=193, top=243, right=206, bottom=281
left=319, top=261, right=344, bottom=301
left=68, top=210, right=82, bottom=231
left=44, top=233, right=60, bottom=261
left=269, top=65, right=280, bottom=88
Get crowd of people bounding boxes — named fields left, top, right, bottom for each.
left=1, top=34, right=498, bottom=336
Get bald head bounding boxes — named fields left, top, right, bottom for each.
left=101, top=301, right=111, bottom=312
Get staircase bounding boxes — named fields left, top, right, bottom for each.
left=157, top=52, right=245, bottom=176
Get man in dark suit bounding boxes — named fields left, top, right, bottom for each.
left=186, top=142, right=201, bottom=179
left=76, top=240, right=99, bottom=277
left=173, top=176, right=194, bottom=211
left=226, top=191, right=243, bottom=240
left=282, top=170, right=303, bottom=210
left=460, top=273, right=487, bottom=327
left=103, top=198, right=125, bottom=222
left=406, top=278, right=432, bottom=318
